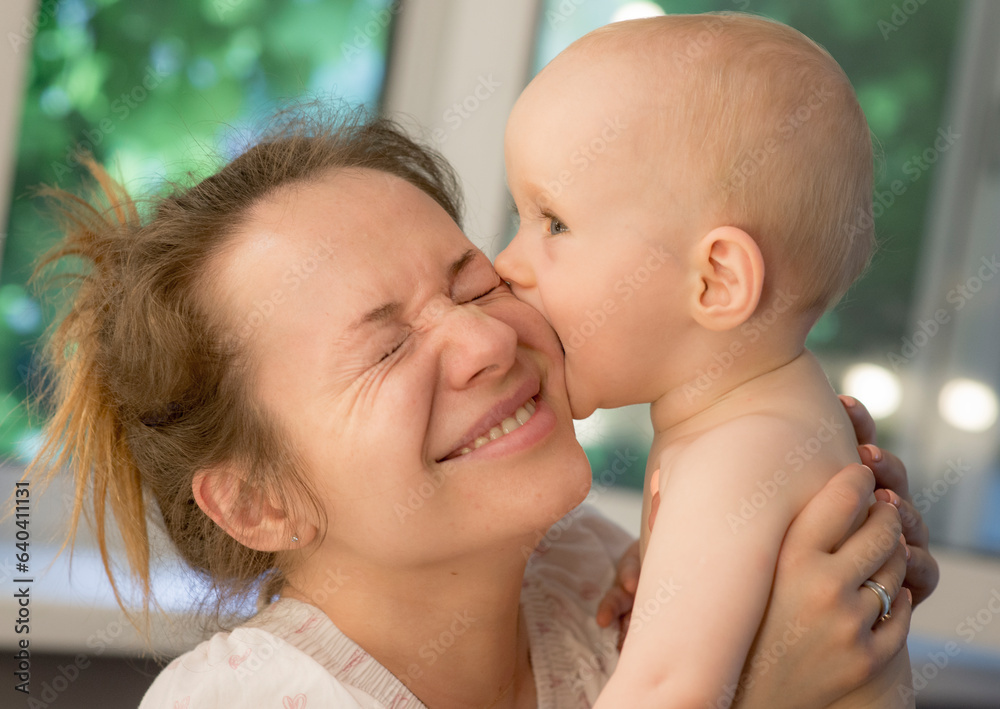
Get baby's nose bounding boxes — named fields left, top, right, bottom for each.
left=495, top=234, right=534, bottom=288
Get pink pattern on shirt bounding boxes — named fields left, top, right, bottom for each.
left=294, top=616, right=320, bottom=634
left=340, top=648, right=369, bottom=674
left=282, top=694, right=307, bottom=709
left=228, top=649, right=251, bottom=669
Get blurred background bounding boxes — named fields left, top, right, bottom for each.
left=1, top=0, right=998, bottom=706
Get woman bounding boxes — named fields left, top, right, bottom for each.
left=30, top=110, right=935, bottom=708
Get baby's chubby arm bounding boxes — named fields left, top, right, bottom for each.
left=595, top=415, right=824, bottom=709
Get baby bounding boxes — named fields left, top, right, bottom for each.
left=496, top=12, right=913, bottom=709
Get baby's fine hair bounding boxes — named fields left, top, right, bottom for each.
left=27, top=105, right=464, bottom=629
left=588, top=12, right=875, bottom=312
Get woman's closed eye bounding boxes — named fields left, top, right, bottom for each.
left=469, top=279, right=510, bottom=302
left=377, top=280, right=509, bottom=364
left=378, top=337, right=407, bottom=363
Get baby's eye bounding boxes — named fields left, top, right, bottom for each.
left=546, top=215, right=568, bottom=236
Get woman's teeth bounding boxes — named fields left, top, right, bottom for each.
left=455, top=398, right=537, bottom=457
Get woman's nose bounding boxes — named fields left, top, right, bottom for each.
left=439, top=302, right=518, bottom=389
left=495, top=232, right=534, bottom=289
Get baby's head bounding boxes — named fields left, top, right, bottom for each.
left=497, top=12, right=874, bottom=418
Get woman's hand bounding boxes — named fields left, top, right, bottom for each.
left=734, top=464, right=912, bottom=709
left=841, top=395, right=939, bottom=605
left=596, top=539, right=640, bottom=649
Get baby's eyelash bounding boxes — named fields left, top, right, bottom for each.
left=540, top=211, right=568, bottom=236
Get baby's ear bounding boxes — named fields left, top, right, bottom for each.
left=192, top=466, right=316, bottom=552
left=689, top=226, right=764, bottom=331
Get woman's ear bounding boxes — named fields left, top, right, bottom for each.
left=690, top=226, right=764, bottom=331
left=192, top=467, right=316, bottom=552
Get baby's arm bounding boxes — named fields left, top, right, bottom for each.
left=595, top=416, right=818, bottom=709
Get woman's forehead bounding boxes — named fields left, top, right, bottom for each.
left=251, top=169, right=468, bottom=261
left=216, top=170, right=478, bottom=336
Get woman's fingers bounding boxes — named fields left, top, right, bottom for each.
left=863, top=538, right=907, bottom=626
left=596, top=539, right=640, bottom=629
left=841, top=395, right=877, bottom=446
left=787, top=463, right=876, bottom=554
left=859, top=444, right=910, bottom=500
left=895, top=496, right=929, bottom=549
left=596, top=585, right=634, bottom=628
left=862, top=587, right=913, bottom=684
left=616, top=540, right=641, bottom=593
left=837, top=499, right=903, bottom=586
left=905, top=545, right=940, bottom=607
left=860, top=443, right=939, bottom=606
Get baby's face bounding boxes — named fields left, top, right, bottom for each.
left=496, top=53, right=699, bottom=418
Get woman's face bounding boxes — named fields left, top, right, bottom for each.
left=213, top=169, right=591, bottom=569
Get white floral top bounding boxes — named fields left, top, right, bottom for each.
left=140, top=506, right=633, bottom=708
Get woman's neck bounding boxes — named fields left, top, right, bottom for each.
left=283, top=541, right=536, bottom=708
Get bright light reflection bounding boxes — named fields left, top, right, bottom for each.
left=611, top=1, right=666, bottom=23
left=939, top=378, right=998, bottom=432
left=842, top=363, right=902, bottom=419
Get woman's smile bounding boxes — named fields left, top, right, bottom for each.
left=438, top=391, right=555, bottom=463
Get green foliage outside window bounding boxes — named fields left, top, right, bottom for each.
left=0, top=0, right=394, bottom=463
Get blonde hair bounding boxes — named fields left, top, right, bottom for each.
left=582, top=12, right=874, bottom=312
left=27, top=107, right=464, bottom=630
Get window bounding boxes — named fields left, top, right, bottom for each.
left=0, top=0, right=395, bottom=464
left=530, top=0, right=1000, bottom=559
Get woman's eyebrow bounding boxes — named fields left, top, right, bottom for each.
left=349, top=249, right=480, bottom=331
left=449, top=248, right=478, bottom=278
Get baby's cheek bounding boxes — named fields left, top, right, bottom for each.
left=562, top=348, right=604, bottom=420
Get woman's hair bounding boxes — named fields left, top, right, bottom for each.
left=27, top=105, right=464, bottom=629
